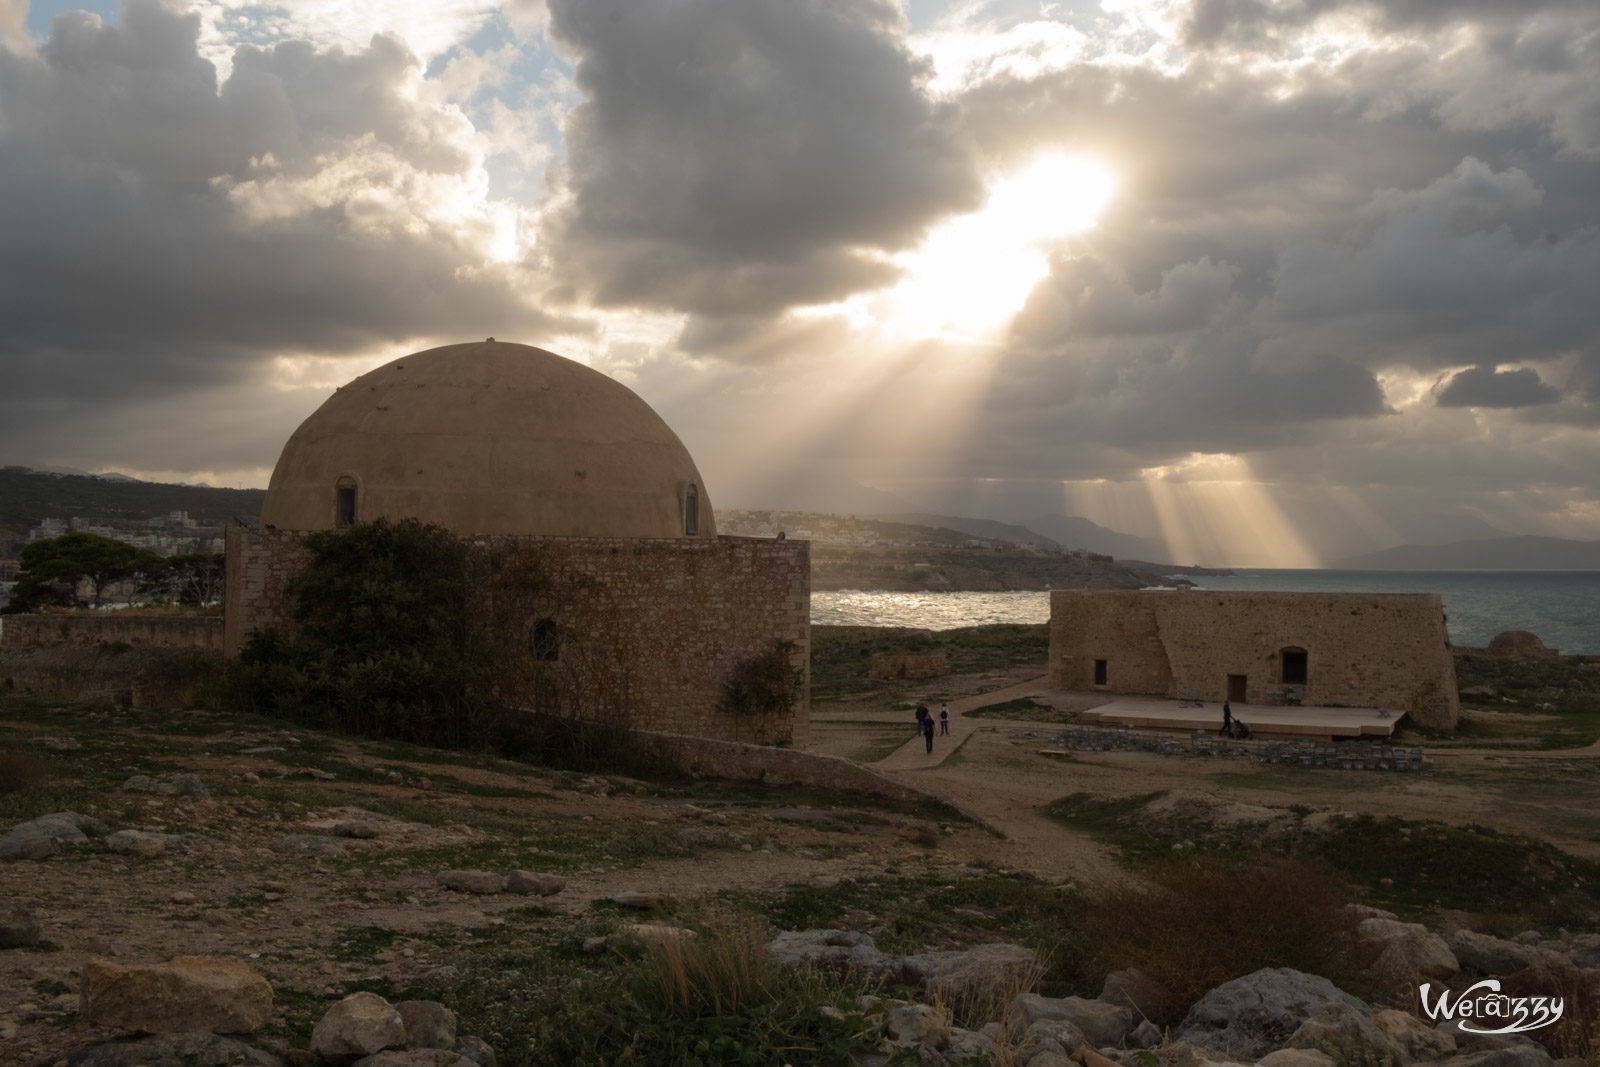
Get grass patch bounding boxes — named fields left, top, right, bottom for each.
left=851, top=733, right=914, bottom=763
left=330, top=926, right=399, bottom=963
left=811, top=624, right=1048, bottom=703
left=965, top=697, right=1073, bottom=723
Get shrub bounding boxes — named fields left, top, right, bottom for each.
left=1067, top=858, right=1370, bottom=1022
left=0, top=748, right=49, bottom=795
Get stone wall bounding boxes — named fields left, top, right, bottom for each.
left=0, top=614, right=223, bottom=708
left=1049, top=589, right=1459, bottom=729
left=224, top=528, right=811, bottom=745
left=0, top=614, right=223, bottom=651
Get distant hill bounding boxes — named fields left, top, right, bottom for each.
left=873, top=513, right=1061, bottom=549
left=0, top=467, right=265, bottom=553
left=1021, top=513, right=1170, bottom=563
left=1337, top=535, right=1600, bottom=570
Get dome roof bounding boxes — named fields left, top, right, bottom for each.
left=260, top=340, right=714, bottom=539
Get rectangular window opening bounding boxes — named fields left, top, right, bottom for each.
left=336, top=485, right=357, bottom=527
left=1093, top=659, right=1108, bottom=686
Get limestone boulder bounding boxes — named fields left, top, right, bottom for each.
left=105, top=830, right=184, bottom=859
left=80, top=956, right=274, bottom=1034
left=1358, top=917, right=1460, bottom=995
left=59, top=1031, right=283, bottom=1066
left=1447, top=931, right=1549, bottom=977
left=349, top=1051, right=475, bottom=1066
left=505, top=871, right=564, bottom=896
left=1285, top=1002, right=1404, bottom=1065
left=312, top=991, right=406, bottom=1062
left=900, top=942, right=1037, bottom=1013
left=1430, top=1047, right=1555, bottom=1067
left=435, top=870, right=503, bottom=895
left=1174, top=968, right=1370, bottom=1061
left=1373, top=1008, right=1457, bottom=1062
left=765, top=930, right=892, bottom=975
left=886, top=1000, right=950, bottom=1048
left=397, top=1001, right=457, bottom=1050
left=0, top=812, right=106, bottom=860
left=1007, top=992, right=1131, bottom=1048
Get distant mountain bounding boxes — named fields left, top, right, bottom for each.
left=1021, top=513, right=1170, bottom=563
left=0, top=467, right=265, bottom=553
left=723, top=472, right=911, bottom=515
left=1337, top=535, right=1600, bottom=570
left=872, top=513, right=1060, bottom=549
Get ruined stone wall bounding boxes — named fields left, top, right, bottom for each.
left=224, top=528, right=811, bottom=745
left=0, top=614, right=224, bottom=651
left=1050, top=589, right=1459, bottom=728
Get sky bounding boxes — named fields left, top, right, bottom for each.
left=2, top=0, right=1598, bottom=567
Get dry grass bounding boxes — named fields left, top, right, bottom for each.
left=0, top=748, right=49, bottom=795
left=1073, top=858, right=1371, bottom=1023
left=644, top=916, right=772, bottom=1017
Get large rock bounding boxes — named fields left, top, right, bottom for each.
left=765, top=930, right=892, bottom=975
left=1447, top=931, right=1548, bottom=977
left=397, top=1001, right=457, bottom=1050
left=1175, top=968, right=1370, bottom=1061
left=1008, top=993, right=1131, bottom=1048
left=81, top=956, right=274, bottom=1034
left=0, top=812, right=106, bottom=860
left=349, top=1051, right=475, bottom=1066
left=1373, top=1008, right=1457, bottom=1062
left=61, top=1031, right=283, bottom=1066
left=312, top=991, right=407, bottom=1062
left=105, top=830, right=184, bottom=859
left=1358, top=917, right=1460, bottom=996
left=1285, top=1002, right=1404, bottom=1065
left=435, top=870, right=503, bottom=895
left=1431, top=1048, right=1556, bottom=1067
left=900, top=943, right=1037, bottom=1013
left=505, top=871, right=564, bottom=896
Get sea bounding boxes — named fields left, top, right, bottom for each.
left=812, top=570, right=1600, bottom=655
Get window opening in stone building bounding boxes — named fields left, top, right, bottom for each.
left=531, top=618, right=560, bottom=662
left=1228, top=674, right=1248, bottom=702
left=336, top=479, right=358, bottom=527
left=1280, top=647, right=1308, bottom=685
left=684, top=484, right=699, bottom=535
left=1093, top=659, right=1108, bottom=686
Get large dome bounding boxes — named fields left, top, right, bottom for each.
left=259, top=340, right=715, bottom=539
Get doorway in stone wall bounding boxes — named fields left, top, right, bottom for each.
left=1281, top=647, right=1309, bottom=685
left=1227, top=674, right=1248, bottom=702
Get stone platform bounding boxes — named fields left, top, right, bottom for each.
left=1076, top=697, right=1403, bottom=741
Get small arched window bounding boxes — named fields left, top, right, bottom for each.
left=335, top=476, right=358, bottom=527
left=531, top=618, right=560, bottom=662
left=684, top=483, right=699, bottom=536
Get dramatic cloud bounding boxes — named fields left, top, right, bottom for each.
left=540, top=0, right=980, bottom=316
left=2, top=0, right=1599, bottom=562
left=1436, top=366, right=1562, bottom=408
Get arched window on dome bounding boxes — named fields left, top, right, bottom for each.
left=335, top=476, right=359, bottom=527
left=683, top=482, right=699, bottom=536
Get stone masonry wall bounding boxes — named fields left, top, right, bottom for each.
left=225, top=528, right=811, bottom=746
left=1050, top=589, right=1459, bottom=729
left=0, top=614, right=223, bottom=652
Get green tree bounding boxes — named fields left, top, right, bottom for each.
left=138, top=552, right=226, bottom=606
left=3, top=532, right=164, bottom=612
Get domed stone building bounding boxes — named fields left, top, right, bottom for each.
left=225, top=340, right=809, bottom=744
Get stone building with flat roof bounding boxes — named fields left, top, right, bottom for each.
left=1049, top=588, right=1458, bottom=729
left=225, top=340, right=809, bottom=745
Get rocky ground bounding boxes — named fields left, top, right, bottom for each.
left=4, top=656, right=1600, bottom=1065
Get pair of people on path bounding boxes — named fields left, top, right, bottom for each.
left=915, top=703, right=952, bottom=752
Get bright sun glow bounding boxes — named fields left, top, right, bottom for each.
left=864, top=155, right=1116, bottom=340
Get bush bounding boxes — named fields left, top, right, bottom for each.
left=1065, top=858, right=1370, bottom=1022
left=0, top=748, right=49, bottom=795
left=528, top=920, right=893, bottom=1066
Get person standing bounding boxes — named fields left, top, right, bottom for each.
left=922, top=713, right=936, bottom=753
left=1221, top=701, right=1233, bottom=736
left=939, top=704, right=950, bottom=735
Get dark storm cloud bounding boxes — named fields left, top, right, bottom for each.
left=1435, top=365, right=1562, bottom=408
left=0, top=0, right=556, bottom=457
left=1183, top=0, right=1596, bottom=50
left=541, top=0, right=980, bottom=317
